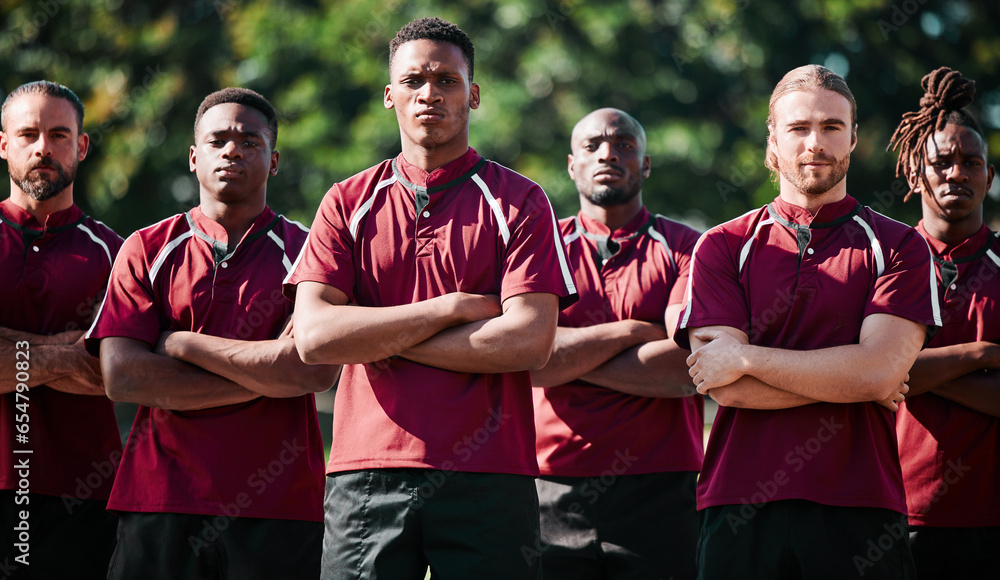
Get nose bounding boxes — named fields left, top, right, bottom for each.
left=944, top=162, right=968, bottom=182
left=804, top=130, right=823, bottom=152
left=417, top=81, right=442, bottom=104
left=596, top=141, right=617, bottom=162
left=33, top=133, right=54, bottom=157
left=220, top=140, right=242, bottom=159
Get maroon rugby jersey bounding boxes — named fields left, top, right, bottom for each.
left=284, top=148, right=577, bottom=477
left=0, top=199, right=123, bottom=499
left=677, top=195, right=940, bottom=513
left=897, top=222, right=1000, bottom=527
left=533, top=208, right=704, bottom=476
left=86, top=206, right=324, bottom=521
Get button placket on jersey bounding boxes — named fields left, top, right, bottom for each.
left=414, top=197, right=438, bottom=259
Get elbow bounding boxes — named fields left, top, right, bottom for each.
left=103, top=373, right=132, bottom=403
left=519, top=338, right=555, bottom=372
left=710, top=390, right=738, bottom=408
left=300, top=364, right=342, bottom=394
left=518, top=324, right=557, bottom=371
left=294, top=326, right=327, bottom=366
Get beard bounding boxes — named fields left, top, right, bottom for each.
left=10, top=157, right=77, bottom=202
left=778, top=152, right=850, bottom=195
left=582, top=172, right=643, bottom=207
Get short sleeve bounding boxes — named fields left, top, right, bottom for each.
left=85, top=233, right=162, bottom=355
left=283, top=184, right=356, bottom=302
left=675, top=229, right=750, bottom=349
left=865, top=228, right=941, bottom=329
left=667, top=226, right=700, bottom=308
left=499, top=183, right=577, bottom=308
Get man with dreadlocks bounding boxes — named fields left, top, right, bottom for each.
left=889, top=66, right=1000, bottom=577
left=676, top=64, right=941, bottom=579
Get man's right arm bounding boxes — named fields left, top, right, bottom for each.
left=0, top=328, right=104, bottom=395
left=292, top=281, right=502, bottom=365
left=687, top=325, right=821, bottom=410
left=905, top=341, right=1000, bottom=395
left=529, top=320, right=665, bottom=388
left=100, top=336, right=261, bottom=411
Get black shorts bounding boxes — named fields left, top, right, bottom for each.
left=909, top=524, right=1000, bottom=579
left=534, top=471, right=698, bottom=580
left=698, top=500, right=916, bottom=579
left=321, top=469, right=541, bottom=580
left=0, top=490, right=116, bottom=580
left=107, top=511, right=322, bottom=580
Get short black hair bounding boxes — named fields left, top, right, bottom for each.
left=389, top=17, right=475, bottom=82
left=1, top=80, right=85, bottom=133
left=194, top=87, right=278, bottom=148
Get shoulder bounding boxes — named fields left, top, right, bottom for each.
left=274, top=214, right=310, bottom=251
left=479, top=160, right=545, bottom=200
left=333, top=160, right=396, bottom=201
left=697, top=207, right=769, bottom=252
left=76, top=215, right=125, bottom=260
left=652, top=214, right=702, bottom=249
left=858, top=207, right=927, bottom=252
left=124, top=213, right=191, bottom=261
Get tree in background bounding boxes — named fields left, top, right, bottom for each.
left=2, top=0, right=998, bottom=235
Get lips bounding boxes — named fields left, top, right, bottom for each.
left=415, top=109, right=445, bottom=121
left=940, top=186, right=972, bottom=198
left=215, top=164, right=243, bottom=177
left=593, top=165, right=624, bottom=181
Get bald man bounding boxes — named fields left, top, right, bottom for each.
left=530, top=108, right=703, bottom=579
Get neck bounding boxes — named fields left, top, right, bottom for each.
left=400, top=139, right=469, bottom=172
left=198, top=193, right=266, bottom=245
left=778, top=177, right=847, bottom=215
left=922, top=210, right=984, bottom=247
left=9, top=184, right=74, bottom=224
left=580, top=195, right=644, bottom=232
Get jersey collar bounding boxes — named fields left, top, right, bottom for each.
left=769, top=194, right=860, bottom=226
left=576, top=206, right=652, bottom=240
left=916, top=221, right=994, bottom=262
left=575, top=207, right=654, bottom=265
left=188, top=206, right=279, bottom=265
left=0, top=198, right=84, bottom=230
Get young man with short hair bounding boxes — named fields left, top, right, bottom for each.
left=87, top=88, right=339, bottom=580
left=889, top=66, right=1000, bottom=578
left=0, top=80, right=123, bottom=580
left=678, top=65, right=940, bottom=579
left=286, top=17, right=576, bottom=580
left=530, top=107, right=702, bottom=579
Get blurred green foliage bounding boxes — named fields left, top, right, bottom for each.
left=2, top=0, right=998, bottom=235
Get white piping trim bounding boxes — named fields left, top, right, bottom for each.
left=987, top=249, right=1000, bottom=269
left=267, top=230, right=293, bottom=274
left=350, top=176, right=396, bottom=241
left=149, top=231, right=193, bottom=284
left=76, top=223, right=113, bottom=267
left=851, top=215, right=885, bottom=276
left=472, top=174, right=510, bottom=246
left=738, top=217, right=774, bottom=274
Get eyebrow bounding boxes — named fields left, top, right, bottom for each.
left=786, top=118, right=848, bottom=127
left=15, top=125, right=74, bottom=134
left=206, top=129, right=265, bottom=140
